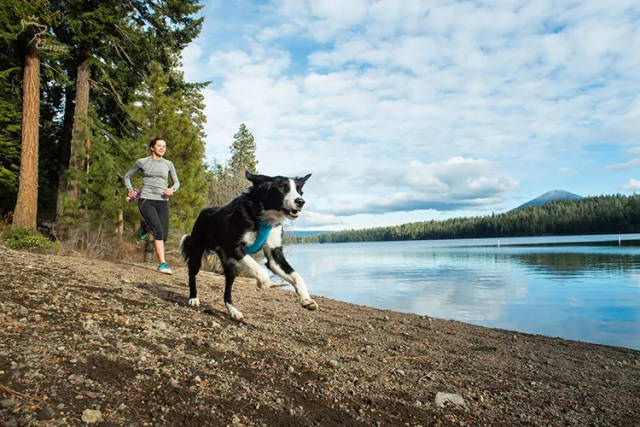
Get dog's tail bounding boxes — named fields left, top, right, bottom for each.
left=179, top=234, right=191, bottom=261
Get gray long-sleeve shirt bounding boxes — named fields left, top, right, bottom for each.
left=124, top=156, right=180, bottom=201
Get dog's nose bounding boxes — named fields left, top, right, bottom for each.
left=295, top=198, right=305, bottom=208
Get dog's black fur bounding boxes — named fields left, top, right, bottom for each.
left=180, top=171, right=317, bottom=321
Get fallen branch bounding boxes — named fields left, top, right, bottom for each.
left=384, top=355, right=431, bottom=361
left=0, top=384, right=44, bottom=403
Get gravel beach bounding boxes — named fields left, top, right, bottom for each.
left=1, top=245, right=639, bottom=425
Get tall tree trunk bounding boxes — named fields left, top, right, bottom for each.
left=116, top=209, right=124, bottom=241
left=68, top=46, right=91, bottom=199
left=13, top=45, right=40, bottom=229
left=55, top=84, right=75, bottom=218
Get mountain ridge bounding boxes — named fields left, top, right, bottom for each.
left=515, top=189, right=583, bottom=210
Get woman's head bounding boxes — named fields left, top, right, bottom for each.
left=149, top=137, right=167, bottom=158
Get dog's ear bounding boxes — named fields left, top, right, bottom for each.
left=245, top=171, right=271, bottom=184
left=296, top=173, right=312, bottom=187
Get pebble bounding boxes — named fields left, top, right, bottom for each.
left=1, top=398, right=15, bottom=409
left=155, top=320, right=168, bottom=330
left=328, top=359, right=339, bottom=368
left=38, top=406, right=56, bottom=420
left=81, top=409, right=103, bottom=423
left=435, top=392, right=466, bottom=408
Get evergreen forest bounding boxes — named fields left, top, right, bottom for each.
left=0, top=1, right=258, bottom=256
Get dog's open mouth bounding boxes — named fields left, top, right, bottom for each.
left=285, top=209, right=300, bottom=218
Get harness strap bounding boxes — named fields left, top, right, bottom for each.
left=245, top=221, right=272, bottom=254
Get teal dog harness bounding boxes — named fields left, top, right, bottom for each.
left=245, top=222, right=272, bottom=254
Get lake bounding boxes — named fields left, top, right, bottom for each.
left=283, top=233, right=640, bottom=350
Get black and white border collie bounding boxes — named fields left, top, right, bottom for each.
left=180, top=171, right=317, bottom=321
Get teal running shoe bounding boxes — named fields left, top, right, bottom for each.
left=157, top=262, right=173, bottom=275
left=138, top=220, right=148, bottom=240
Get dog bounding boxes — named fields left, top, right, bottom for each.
left=180, top=171, right=317, bottom=321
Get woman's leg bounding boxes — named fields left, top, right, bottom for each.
left=155, top=201, right=170, bottom=264
left=154, top=240, right=166, bottom=263
left=139, top=199, right=169, bottom=264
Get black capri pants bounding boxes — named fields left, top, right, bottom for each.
left=138, top=199, right=170, bottom=241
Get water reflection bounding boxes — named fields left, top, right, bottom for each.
left=284, top=239, right=640, bottom=350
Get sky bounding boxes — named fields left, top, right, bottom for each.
left=180, top=0, right=640, bottom=231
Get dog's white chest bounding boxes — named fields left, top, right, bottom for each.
left=241, top=231, right=257, bottom=246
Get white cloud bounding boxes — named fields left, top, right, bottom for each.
left=324, top=157, right=519, bottom=216
left=621, top=179, right=640, bottom=192
left=605, top=159, right=640, bottom=171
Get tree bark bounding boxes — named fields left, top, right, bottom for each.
left=13, top=45, right=40, bottom=229
left=55, top=84, right=75, bottom=217
left=68, top=46, right=91, bottom=199
left=116, top=209, right=124, bottom=241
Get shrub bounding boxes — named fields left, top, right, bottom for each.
left=1, top=226, right=55, bottom=251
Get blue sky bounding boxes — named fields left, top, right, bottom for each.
left=180, top=0, right=640, bottom=231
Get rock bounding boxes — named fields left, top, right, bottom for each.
left=155, top=320, right=168, bottom=330
left=435, top=392, right=466, bottom=408
left=1, top=398, right=15, bottom=409
left=38, top=406, right=56, bottom=420
left=81, top=409, right=103, bottom=423
left=328, top=359, right=339, bottom=368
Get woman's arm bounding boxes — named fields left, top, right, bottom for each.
left=124, top=159, right=143, bottom=191
left=168, top=161, right=180, bottom=192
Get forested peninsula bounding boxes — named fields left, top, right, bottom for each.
left=300, top=194, right=640, bottom=244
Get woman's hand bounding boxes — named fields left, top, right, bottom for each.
left=163, top=188, right=174, bottom=197
left=128, top=189, right=138, bottom=198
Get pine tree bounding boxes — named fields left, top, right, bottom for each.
left=124, top=61, right=207, bottom=234
left=230, top=123, right=258, bottom=174
left=1, top=1, right=60, bottom=227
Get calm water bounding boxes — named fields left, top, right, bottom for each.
left=283, top=234, right=640, bottom=350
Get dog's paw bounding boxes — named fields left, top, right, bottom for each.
left=188, top=297, right=200, bottom=307
left=301, top=299, right=318, bottom=311
left=225, top=303, right=244, bottom=321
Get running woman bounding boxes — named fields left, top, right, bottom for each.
left=124, top=137, right=180, bottom=274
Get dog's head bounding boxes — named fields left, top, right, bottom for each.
left=245, top=171, right=311, bottom=220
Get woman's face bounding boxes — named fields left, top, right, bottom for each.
left=151, top=139, right=167, bottom=157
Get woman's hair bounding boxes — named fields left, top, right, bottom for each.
left=149, top=137, right=166, bottom=149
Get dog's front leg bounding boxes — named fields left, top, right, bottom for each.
left=263, top=243, right=318, bottom=311
left=239, top=254, right=274, bottom=290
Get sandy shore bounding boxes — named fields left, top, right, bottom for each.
left=1, top=246, right=639, bottom=425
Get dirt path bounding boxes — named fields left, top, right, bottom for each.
left=1, top=245, right=639, bottom=425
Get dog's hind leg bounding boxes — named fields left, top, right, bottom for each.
left=263, top=227, right=318, bottom=311
left=220, top=256, right=244, bottom=321
left=187, top=244, right=205, bottom=307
